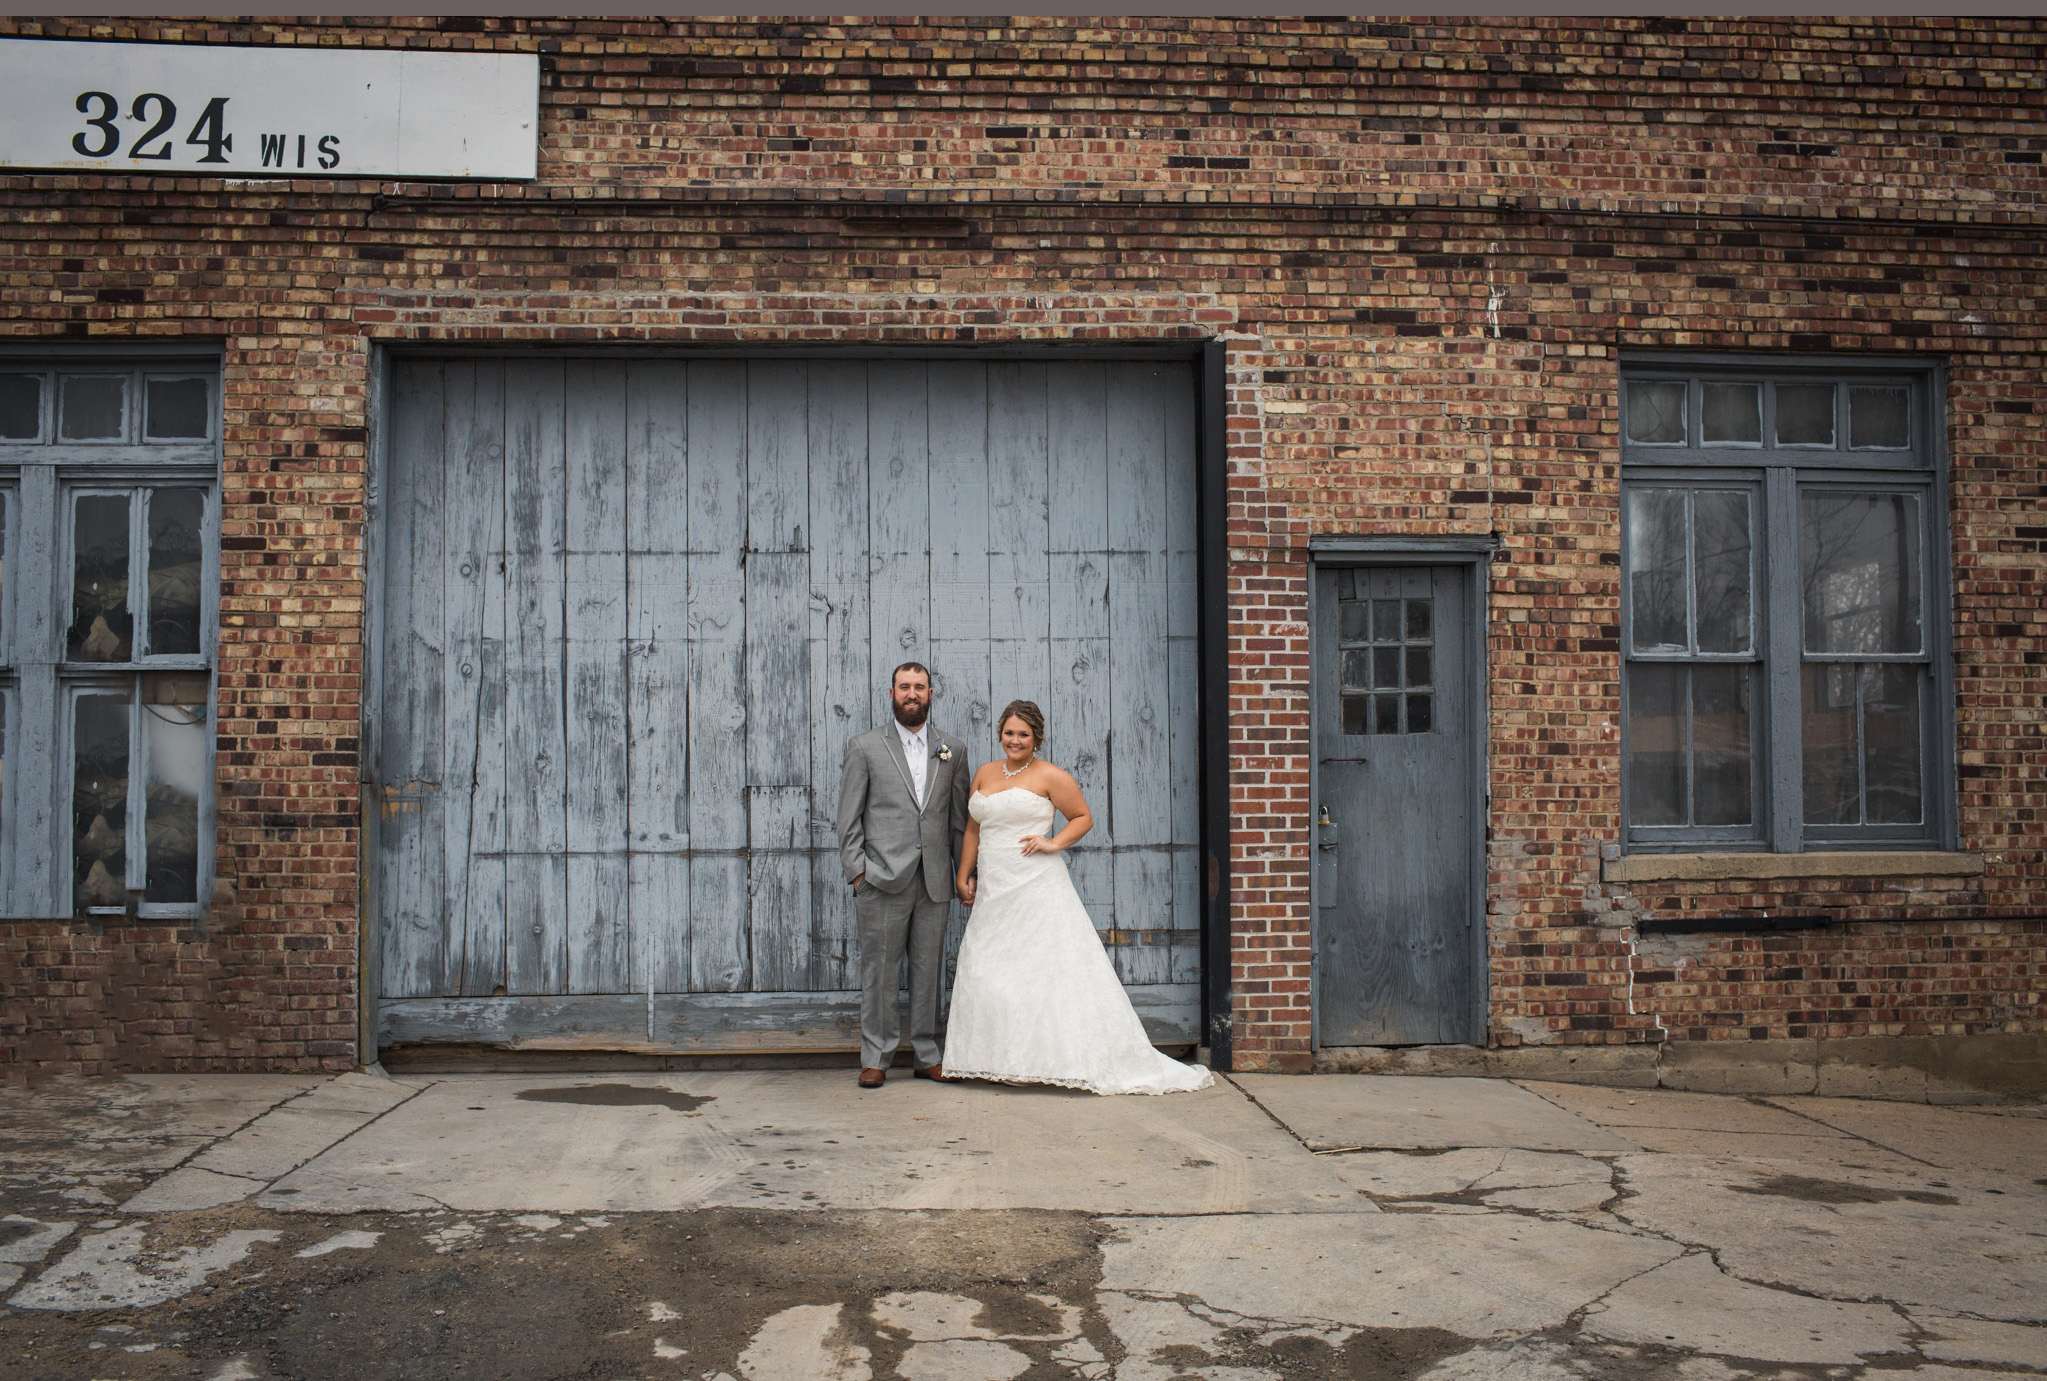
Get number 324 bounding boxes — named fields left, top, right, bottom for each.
left=73, top=91, right=232, bottom=163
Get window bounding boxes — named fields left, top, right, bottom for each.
left=0, top=355, right=218, bottom=917
left=1620, top=360, right=1949, bottom=853
left=1333, top=569, right=1434, bottom=736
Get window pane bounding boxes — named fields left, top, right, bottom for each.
left=144, top=377, right=210, bottom=440
left=1701, top=383, right=1761, bottom=444
left=1849, top=386, right=1909, bottom=450
left=74, top=692, right=130, bottom=911
left=144, top=675, right=209, bottom=904
left=71, top=494, right=133, bottom=662
left=1802, top=663, right=1860, bottom=825
left=1339, top=600, right=1367, bottom=643
left=147, top=489, right=206, bottom=656
left=1404, top=598, right=1431, bottom=641
left=1692, top=665, right=1752, bottom=827
left=1372, top=600, right=1399, bottom=642
left=0, top=374, right=40, bottom=440
left=1373, top=695, right=1400, bottom=735
left=1862, top=664, right=1922, bottom=825
left=1627, top=488, right=1688, bottom=653
left=1625, top=381, right=1686, bottom=444
left=1405, top=694, right=1432, bottom=734
left=1626, top=664, right=1685, bottom=827
left=1341, top=694, right=1369, bottom=736
left=1373, top=646, right=1400, bottom=689
left=1340, top=648, right=1368, bottom=691
left=1406, top=646, right=1432, bottom=688
left=1801, top=492, right=1922, bottom=654
left=1775, top=384, right=1835, bottom=446
left=59, top=376, right=126, bottom=441
left=1693, top=490, right=1752, bottom=655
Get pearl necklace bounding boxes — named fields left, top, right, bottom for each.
left=1001, top=755, right=1036, bottom=779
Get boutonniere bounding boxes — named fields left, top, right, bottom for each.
left=935, top=744, right=952, bottom=762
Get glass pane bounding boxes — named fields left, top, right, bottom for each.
left=1373, top=647, right=1400, bottom=689
left=1339, top=600, right=1367, bottom=643
left=1340, top=648, right=1368, bottom=691
left=1372, top=600, right=1399, bottom=642
left=1691, top=665, right=1752, bottom=827
left=1802, top=663, right=1860, bottom=825
left=1692, top=490, right=1752, bottom=655
left=144, top=377, right=210, bottom=441
left=1862, top=664, right=1922, bottom=825
left=144, top=674, right=209, bottom=904
left=1627, top=488, right=1688, bottom=653
left=1775, top=384, right=1835, bottom=446
left=1627, top=665, right=1685, bottom=827
left=147, top=489, right=206, bottom=656
left=1405, top=646, right=1432, bottom=688
left=1373, top=695, right=1400, bottom=736
left=1701, top=382, right=1761, bottom=444
left=71, top=494, right=133, bottom=662
left=1341, top=694, right=1369, bottom=736
left=1802, top=492, right=1922, bottom=654
left=1625, top=380, right=1686, bottom=444
left=74, top=692, right=130, bottom=911
left=1405, top=694, right=1432, bottom=734
left=0, top=374, right=40, bottom=440
left=59, top=376, right=126, bottom=441
left=1849, top=386, right=1909, bottom=450
left=1404, top=598, right=1431, bottom=641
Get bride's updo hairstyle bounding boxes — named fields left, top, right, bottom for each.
left=996, top=699, right=1045, bottom=749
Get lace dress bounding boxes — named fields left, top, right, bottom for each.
left=943, top=788, right=1214, bottom=1096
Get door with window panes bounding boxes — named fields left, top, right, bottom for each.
left=1620, top=359, right=1949, bottom=854
left=0, top=357, right=218, bottom=917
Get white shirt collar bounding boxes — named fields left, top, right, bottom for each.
left=896, top=719, right=926, bottom=749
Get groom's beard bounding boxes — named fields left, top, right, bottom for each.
left=892, top=700, right=930, bottom=729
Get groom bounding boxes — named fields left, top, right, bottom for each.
left=836, top=661, right=971, bottom=1089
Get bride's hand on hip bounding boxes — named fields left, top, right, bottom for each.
left=1019, top=835, right=1061, bottom=856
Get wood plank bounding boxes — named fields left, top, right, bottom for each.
left=1105, top=362, right=1173, bottom=985
left=378, top=994, right=651, bottom=1050
left=807, top=361, right=869, bottom=991
left=925, top=361, right=990, bottom=985
left=378, top=361, right=446, bottom=1000
left=685, top=360, right=751, bottom=992
left=8, top=466, right=61, bottom=915
left=866, top=361, right=931, bottom=727
left=564, top=361, right=632, bottom=994
left=502, top=359, right=569, bottom=995
left=987, top=362, right=1053, bottom=731
left=626, top=360, right=692, bottom=995
left=441, top=362, right=510, bottom=997
left=745, top=361, right=813, bottom=993
left=1045, top=362, right=1115, bottom=927
left=1162, top=362, right=1204, bottom=989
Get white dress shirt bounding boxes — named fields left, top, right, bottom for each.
left=896, top=719, right=929, bottom=807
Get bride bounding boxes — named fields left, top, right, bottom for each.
left=943, top=700, right=1214, bottom=1096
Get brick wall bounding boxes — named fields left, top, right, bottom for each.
left=1, top=16, right=2040, bottom=1077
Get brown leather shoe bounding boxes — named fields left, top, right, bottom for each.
left=913, top=1064, right=946, bottom=1082
left=858, top=1067, right=886, bottom=1089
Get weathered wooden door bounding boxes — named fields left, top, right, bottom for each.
left=1313, top=564, right=1483, bottom=1046
left=373, top=358, right=1201, bottom=1051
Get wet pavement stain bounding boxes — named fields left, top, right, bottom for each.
left=513, top=1084, right=713, bottom=1113
left=1730, top=1174, right=1959, bottom=1206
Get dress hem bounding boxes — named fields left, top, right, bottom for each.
left=944, top=1067, right=1214, bottom=1097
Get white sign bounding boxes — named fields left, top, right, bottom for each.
left=0, top=38, right=536, bottom=179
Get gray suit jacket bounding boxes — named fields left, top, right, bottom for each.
left=837, top=722, right=971, bottom=903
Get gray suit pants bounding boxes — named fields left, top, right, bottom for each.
left=856, top=863, right=950, bottom=1070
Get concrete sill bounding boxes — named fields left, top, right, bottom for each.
left=1602, top=850, right=1986, bottom=884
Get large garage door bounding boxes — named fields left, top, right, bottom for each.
left=372, top=358, right=1201, bottom=1052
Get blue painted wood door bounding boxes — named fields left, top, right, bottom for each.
left=374, top=358, right=1201, bottom=1050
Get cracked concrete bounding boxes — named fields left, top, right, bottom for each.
left=0, top=1068, right=2039, bottom=1379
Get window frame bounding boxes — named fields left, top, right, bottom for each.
left=1619, top=354, right=1954, bottom=855
left=0, top=347, right=221, bottom=919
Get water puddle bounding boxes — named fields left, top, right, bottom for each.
left=515, top=1085, right=712, bottom=1113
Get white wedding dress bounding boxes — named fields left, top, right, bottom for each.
left=943, top=788, right=1214, bottom=1096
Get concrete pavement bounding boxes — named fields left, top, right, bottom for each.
left=1, top=1066, right=2041, bottom=1379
